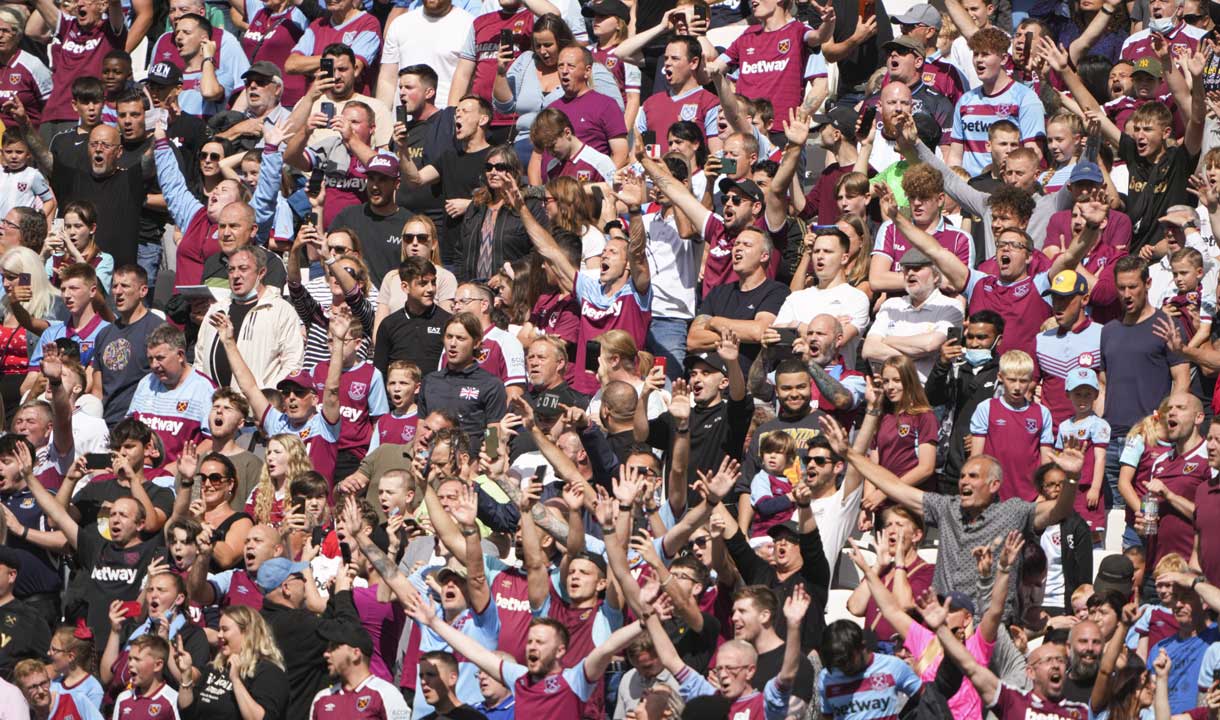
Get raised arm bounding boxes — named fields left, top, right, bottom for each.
left=978, top=531, right=1023, bottom=643
left=776, top=585, right=811, bottom=692
left=506, top=181, right=577, bottom=292
left=1047, top=190, right=1108, bottom=278
left=320, top=308, right=347, bottom=424
left=521, top=508, right=551, bottom=611
left=1032, top=443, right=1083, bottom=531
left=616, top=173, right=652, bottom=295
left=879, top=184, right=970, bottom=292
left=639, top=151, right=712, bottom=232
left=918, top=589, right=1000, bottom=702
left=403, top=586, right=509, bottom=684
left=208, top=312, right=271, bottom=421
left=847, top=540, right=915, bottom=638
left=766, top=108, right=810, bottom=232
left=20, top=443, right=78, bottom=548
left=822, top=415, right=925, bottom=514
left=451, top=483, right=490, bottom=614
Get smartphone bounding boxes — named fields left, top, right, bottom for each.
left=85, top=452, right=111, bottom=470
left=646, top=144, right=662, bottom=159
left=396, top=105, right=408, bottom=127
left=120, top=600, right=142, bottom=619
left=584, top=339, right=601, bottom=374
left=485, top=426, right=500, bottom=460
left=947, top=326, right=963, bottom=344
left=340, top=542, right=352, bottom=565
left=536, top=465, right=548, bottom=484
left=860, top=105, right=878, bottom=136
left=720, top=156, right=737, bottom=176
left=499, top=28, right=514, bottom=49
left=319, top=57, right=334, bottom=78
left=1084, top=131, right=1101, bottom=163
left=309, top=212, right=320, bottom=227
left=1022, top=30, right=1033, bottom=60
left=320, top=102, right=335, bottom=121
left=642, top=130, right=657, bottom=146
left=858, top=0, right=875, bottom=20
left=565, top=340, right=578, bottom=365
left=775, top=328, right=799, bottom=347
left=692, top=1, right=709, bottom=23
left=17, top=272, right=30, bottom=287
left=307, top=168, right=324, bottom=197
left=653, top=356, right=667, bottom=373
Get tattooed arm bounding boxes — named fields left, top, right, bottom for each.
left=748, top=345, right=776, bottom=402
left=808, top=361, right=853, bottom=410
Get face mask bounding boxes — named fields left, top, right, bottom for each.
left=1148, top=16, right=1175, bottom=33
left=232, top=286, right=259, bottom=302
left=963, top=348, right=992, bottom=366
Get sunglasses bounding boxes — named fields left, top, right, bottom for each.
left=284, top=387, right=314, bottom=398
left=402, top=233, right=430, bottom=243
left=724, top=194, right=749, bottom=205
left=484, top=162, right=514, bottom=173
left=326, top=244, right=352, bottom=252
left=807, top=456, right=834, bottom=467
left=245, top=75, right=274, bottom=86
left=200, top=152, right=222, bottom=162
left=199, top=473, right=232, bottom=485
left=690, top=536, right=710, bottom=548
left=1184, top=13, right=1206, bottom=21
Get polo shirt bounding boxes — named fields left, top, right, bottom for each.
left=418, top=362, right=506, bottom=452
left=867, top=290, right=963, bottom=381
left=372, top=304, right=451, bottom=378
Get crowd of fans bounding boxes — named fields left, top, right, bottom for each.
left=0, top=0, right=1219, bottom=717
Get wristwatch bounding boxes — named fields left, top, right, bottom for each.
left=1192, top=575, right=1206, bottom=590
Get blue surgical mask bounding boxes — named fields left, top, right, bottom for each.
left=231, top=286, right=259, bottom=303
left=963, top=348, right=992, bottom=367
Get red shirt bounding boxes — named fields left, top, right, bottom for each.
left=469, top=9, right=532, bottom=127
left=724, top=20, right=815, bottom=132
left=44, top=15, right=126, bottom=122
left=1194, top=476, right=1220, bottom=588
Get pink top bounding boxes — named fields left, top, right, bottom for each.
left=904, top=622, right=995, bottom=720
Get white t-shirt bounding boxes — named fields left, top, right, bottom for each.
left=1040, top=524, right=1065, bottom=609
left=643, top=211, right=700, bottom=320
left=382, top=6, right=474, bottom=109
left=581, top=225, right=606, bottom=265
left=809, top=482, right=864, bottom=577
left=950, top=35, right=980, bottom=89
left=774, top=282, right=871, bottom=368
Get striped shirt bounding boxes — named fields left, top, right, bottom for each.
left=127, top=367, right=215, bottom=463
left=1035, top=318, right=1103, bottom=428
left=951, top=79, right=1045, bottom=175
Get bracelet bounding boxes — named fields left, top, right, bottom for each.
left=617, top=503, right=633, bottom=512
left=203, top=56, right=215, bottom=64
left=645, top=505, right=660, bottom=514
left=1085, top=221, right=1102, bottom=230
left=324, top=256, right=337, bottom=266
left=19, top=526, right=27, bottom=540
left=627, top=206, right=642, bottom=214
left=181, top=478, right=194, bottom=488
left=601, top=524, right=615, bottom=534
left=1193, top=575, right=1206, bottom=590
left=460, top=526, right=478, bottom=537
left=1099, top=5, right=1113, bottom=13
left=659, top=575, right=673, bottom=588
left=795, top=501, right=811, bottom=508
left=866, top=409, right=882, bottom=417
left=675, top=425, right=690, bottom=434
left=999, top=565, right=1013, bottom=574
left=893, top=564, right=906, bottom=571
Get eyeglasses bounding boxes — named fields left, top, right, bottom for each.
left=453, top=297, right=482, bottom=306
left=1031, top=656, right=1068, bottom=668
left=0, top=219, right=18, bottom=230
left=87, top=141, right=118, bottom=150
left=402, top=233, right=430, bottom=244
left=20, top=680, right=49, bottom=692
left=996, top=240, right=1028, bottom=251
left=199, top=473, right=232, bottom=485
left=200, top=152, right=222, bottom=162
left=715, top=664, right=752, bottom=675
left=484, top=162, right=514, bottom=173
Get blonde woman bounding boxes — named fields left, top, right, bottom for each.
left=374, top=215, right=457, bottom=334
left=172, top=606, right=288, bottom=720
left=243, top=433, right=312, bottom=526
left=0, top=245, right=65, bottom=410
left=585, top=329, right=669, bottom=422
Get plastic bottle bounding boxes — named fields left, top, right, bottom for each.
left=1141, top=493, right=1160, bottom=536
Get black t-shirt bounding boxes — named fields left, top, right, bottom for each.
left=419, top=707, right=489, bottom=720
left=183, top=659, right=289, bottom=720
left=119, top=136, right=174, bottom=248
left=396, top=107, right=456, bottom=220
left=76, top=528, right=165, bottom=648
left=49, top=130, right=88, bottom=170
left=72, top=478, right=176, bottom=530
left=1119, top=134, right=1199, bottom=254
left=649, top=394, right=754, bottom=485
left=213, top=295, right=258, bottom=388
left=740, top=411, right=827, bottom=492
left=701, top=279, right=790, bottom=368
left=51, top=163, right=146, bottom=266
left=752, top=644, right=816, bottom=702
left=168, top=114, right=208, bottom=191
left=435, top=146, right=492, bottom=261
left=332, top=203, right=413, bottom=282
left=0, top=599, right=51, bottom=677
left=666, top=611, right=721, bottom=676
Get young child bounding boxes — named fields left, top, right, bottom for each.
left=1038, top=112, right=1083, bottom=194
left=0, top=133, right=53, bottom=223
left=747, top=431, right=798, bottom=537
left=48, top=625, right=104, bottom=713
left=970, top=350, right=1054, bottom=501
left=1161, top=247, right=1215, bottom=347
left=371, top=360, right=420, bottom=450
left=163, top=517, right=218, bottom=630
left=310, top=322, right=387, bottom=477
left=1126, top=552, right=1189, bottom=655
left=1055, top=368, right=1111, bottom=536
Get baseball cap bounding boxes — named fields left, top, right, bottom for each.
left=276, top=370, right=316, bottom=393
left=435, top=565, right=469, bottom=586
left=242, top=61, right=282, bottom=82
left=581, top=0, right=630, bottom=20
left=882, top=35, right=925, bottom=55
left=1041, top=269, right=1090, bottom=298
left=256, top=558, right=310, bottom=594
left=809, top=105, right=857, bottom=139
left=1065, top=367, right=1100, bottom=392
left=942, top=591, right=976, bottom=616
left=0, top=547, right=20, bottom=571
left=685, top=351, right=728, bottom=375
left=894, top=4, right=943, bottom=29
left=1132, top=57, right=1163, bottom=79
left=317, top=622, right=374, bottom=656
left=766, top=520, right=801, bottom=539
left=1069, top=161, right=1104, bottom=185
left=146, top=62, right=183, bottom=87
left=1094, top=555, right=1135, bottom=600
left=898, top=248, right=933, bottom=267
left=366, top=153, right=401, bottom=179
left=571, top=551, right=607, bottom=576
left=717, top=177, right=764, bottom=203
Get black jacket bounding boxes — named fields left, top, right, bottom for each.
left=925, top=356, right=1000, bottom=493
left=453, top=198, right=546, bottom=282
left=261, top=590, right=360, bottom=720
left=1054, top=513, right=1094, bottom=615
left=726, top=527, right=830, bottom=653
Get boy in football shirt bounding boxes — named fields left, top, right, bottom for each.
left=530, top=108, right=616, bottom=184
left=970, top=350, right=1055, bottom=501
left=1161, top=247, right=1215, bottom=348
left=112, top=636, right=179, bottom=720
left=947, top=27, right=1046, bottom=176
left=371, top=361, right=420, bottom=451
left=309, top=320, right=387, bottom=479
left=1055, top=368, right=1111, bottom=534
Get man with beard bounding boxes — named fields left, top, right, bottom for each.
left=862, top=38, right=953, bottom=130
left=686, top=224, right=789, bottom=372
left=51, top=124, right=145, bottom=267
left=187, top=523, right=286, bottom=610
left=331, top=153, right=413, bottom=281
left=798, top=108, right=861, bottom=224
left=1142, top=393, right=1208, bottom=574
left=741, top=359, right=825, bottom=484
left=921, top=591, right=1088, bottom=720
left=311, top=623, right=410, bottom=720
left=1061, top=620, right=1103, bottom=702
left=863, top=248, right=963, bottom=382
left=1147, top=586, right=1220, bottom=712
left=753, top=314, right=866, bottom=430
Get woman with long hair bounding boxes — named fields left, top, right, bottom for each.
left=455, top=145, right=545, bottom=281
left=374, top=214, right=458, bottom=333
left=173, top=605, right=289, bottom=720
left=0, top=245, right=64, bottom=410
left=245, top=433, right=312, bottom=526
left=286, top=231, right=375, bottom=370
left=789, top=216, right=874, bottom=299
left=862, top=357, right=937, bottom=530
left=587, top=2, right=639, bottom=129
left=43, top=200, right=114, bottom=294
left=49, top=625, right=103, bottom=712
left=544, top=176, right=604, bottom=269
left=100, top=571, right=210, bottom=694
left=586, top=329, right=668, bottom=421
left=488, top=257, right=532, bottom=330
left=171, top=447, right=252, bottom=572
left=1117, top=400, right=1174, bottom=549
left=196, top=139, right=231, bottom=199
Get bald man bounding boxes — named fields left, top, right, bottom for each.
left=1062, top=620, right=1102, bottom=702
left=1145, top=392, right=1208, bottom=576
left=51, top=123, right=147, bottom=267
left=927, top=592, right=1088, bottom=719
left=599, top=380, right=639, bottom=464
left=200, top=203, right=288, bottom=289
left=863, top=82, right=915, bottom=173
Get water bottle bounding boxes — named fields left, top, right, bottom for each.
left=1141, top=493, right=1160, bottom=536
